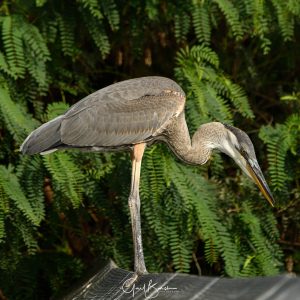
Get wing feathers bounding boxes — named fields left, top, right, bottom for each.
left=20, top=116, right=63, bottom=154
left=61, top=94, right=183, bottom=147
left=21, top=77, right=186, bottom=153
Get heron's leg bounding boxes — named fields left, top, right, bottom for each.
left=129, top=143, right=147, bottom=276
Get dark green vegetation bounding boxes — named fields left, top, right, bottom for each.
left=0, top=0, right=300, bottom=298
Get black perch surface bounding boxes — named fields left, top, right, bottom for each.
left=60, top=260, right=300, bottom=300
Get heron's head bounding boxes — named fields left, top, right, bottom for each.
left=217, top=123, right=275, bottom=207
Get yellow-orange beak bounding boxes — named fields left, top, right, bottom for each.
left=246, top=162, right=275, bottom=207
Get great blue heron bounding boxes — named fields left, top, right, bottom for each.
left=21, top=76, right=274, bottom=282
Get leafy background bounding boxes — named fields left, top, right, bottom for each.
left=0, top=0, right=300, bottom=299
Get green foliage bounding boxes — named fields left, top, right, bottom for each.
left=259, top=96, right=300, bottom=196
left=1, top=15, right=26, bottom=78
left=168, top=161, right=242, bottom=276
left=43, top=152, right=85, bottom=208
left=192, top=1, right=211, bottom=45
left=0, top=81, right=37, bottom=143
left=175, top=45, right=253, bottom=127
left=239, top=202, right=280, bottom=275
left=0, top=0, right=299, bottom=298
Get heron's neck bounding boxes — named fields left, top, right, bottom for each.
left=165, top=116, right=225, bottom=165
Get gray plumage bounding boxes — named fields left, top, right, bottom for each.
left=21, top=76, right=274, bottom=279
left=21, top=76, right=186, bottom=155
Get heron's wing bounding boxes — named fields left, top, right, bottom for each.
left=61, top=91, right=185, bottom=147
left=65, top=76, right=185, bottom=116
left=20, top=77, right=185, bottom=154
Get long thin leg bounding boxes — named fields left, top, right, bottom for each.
left=129, top=143, right=147, bottom=275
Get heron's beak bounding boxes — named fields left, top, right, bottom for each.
left=245, top=160, right=275, bottom=207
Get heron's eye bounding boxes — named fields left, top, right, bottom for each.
left=240, top=148, right=248, bottom=158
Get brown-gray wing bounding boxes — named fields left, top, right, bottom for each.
left=65, top=76, right=185, bottom=116
left=60, top=77, right=186, bottom=147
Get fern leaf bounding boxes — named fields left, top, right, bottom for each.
left=240, top=202, right=280, bottom=275
left=0, top=83, right=38, bottom=143
left=56, top=14, right=76, bottom=57
left=168, top=220, right=193, bottom=273
left=100, top=0, right=120, bottom=31
left=21, top=21, right=50, bottom=62
left=43, top=152, right=85, bottom=208
left=252, top=0, right=271, bottom=54
left=79, top=0, right=103, bottom=20
left=1, top=15, right=26, bottom=78
left=174, top=12, right=191, bottom=43
left=16, top=156, right=46, bottom=225
left=192, top=2, right=211, bottom=45
left=45, top=102, right=70, bottom=121
left=271, top=0, right=294, bottom=41
left=21, top=20, right=50, bottom=91
left=0, top=165, right=41, bottom=226
left=287, top=0, right=300, bottom=15
left=219, top=76, right=254, bottom=118
left=18, top=222, right=38, bottom=254
left=86, top=19, right=110, bottom=59
left=141, top=146, right=169, bottom=249
left=0, top=184, right=9, bottom=242
left=213, top=0, right=243, bottom=40
left=259, top=124, right=290, bottom=192
left=168, top=162, right=241, bottom=276
left=0, top=51, right=11, bottom=76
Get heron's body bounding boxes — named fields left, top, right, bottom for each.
left=22, top=77, right=188, bottom=155
left=21, top=76, right=274, bottom=282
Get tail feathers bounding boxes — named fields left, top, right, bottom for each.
left=20, top=116, right=63, bottom=155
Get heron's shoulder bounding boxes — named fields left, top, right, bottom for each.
left=64, top=76, right=185, bottom=117
left=92, top=76, right=186, bottom=100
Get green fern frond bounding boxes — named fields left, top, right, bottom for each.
left=174, top=12, right=191, bottom=43
left=260, top=210, right=281, bottom=243
left=169, top=220, right=193, bottom=272
left=45, top=102, right=70, bottom=121
left=0, top=83, right=38, bottom=143
left=43, top=152, right=85, bottom=208
left=213, top=0, right=243, bottom=40
left=141, top=146, right=169, bottom=249
left=21, top=21, right=50, bottom=63
left=252, top=0, right=271, bottom=54
left=176, top=45, right=252, bottom=124
left=18, top=222, right=38, bottom=255
left=56, top=14, right=76, bottom=57
left=41, top=19, right=58, bottom=44
left=259, top=124, right=290, bottom=192
left=1, top=15, right=26, bottom=78
left=271, top=0, right=294, bottom=41
left=287, top=0, right=300, bottom=15
left=0, top=50, right=11, bottom=76
left=100, top=0, right=120, bottom=31
left=0, top=165, right=41, bottom=226
left=204, top=86, right=232, bottom=122
left=190, top=45, right=220, bottom=68
left=21, top=20, right=50, bottom=91
left=83, top=16, right=110, bottom=59
left=78, top=0, right=103, bottom=20
left=168, top=162, right=241, bottom=276
left=0, top=184, right=9, bottom=242
left=240, top=202, right=280, bottom=275
left=192, top=1, right=211, bottom=45
left=284, top=114, right=300, bottom=155
left=218, top=76, right=254, bottom=118
left=16, top=156, right=46, bottom=225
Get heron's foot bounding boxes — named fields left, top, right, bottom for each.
left=124, top=270, right=148, bottom=288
